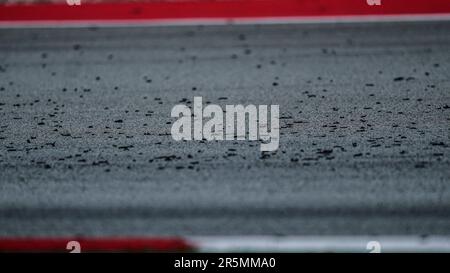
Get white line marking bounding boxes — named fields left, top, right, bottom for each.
left=188, top=236, right=450, bottom=253
left=1, top=14, right=450, bottom=28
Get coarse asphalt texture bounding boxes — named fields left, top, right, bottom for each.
left=0, top=21, right=449, bottom=236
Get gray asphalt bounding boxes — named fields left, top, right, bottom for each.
left=0, top=21, right=449, bottom=236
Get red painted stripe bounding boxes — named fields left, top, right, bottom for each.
left=0, top=237, right=194, bottom=252
left=0, top=0, right=450, bottom=22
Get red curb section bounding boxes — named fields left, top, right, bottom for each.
left=0, top=0, right=450, bottom=23
left=0, top=237, right=195, bottom=252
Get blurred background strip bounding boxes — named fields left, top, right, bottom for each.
left=2, top=236, right=450, bottom=252
left=1, top=0, right=450, bottom=23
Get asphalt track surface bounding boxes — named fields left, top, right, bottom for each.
left=0, top=21, right=449, bottom=236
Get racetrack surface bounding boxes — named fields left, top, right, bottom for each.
left=0, top=21, right=449, bottom=236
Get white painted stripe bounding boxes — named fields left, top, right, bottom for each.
left=1, top=13, right=450, bottom=28
left=188, top=236, right=450, bottom=253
